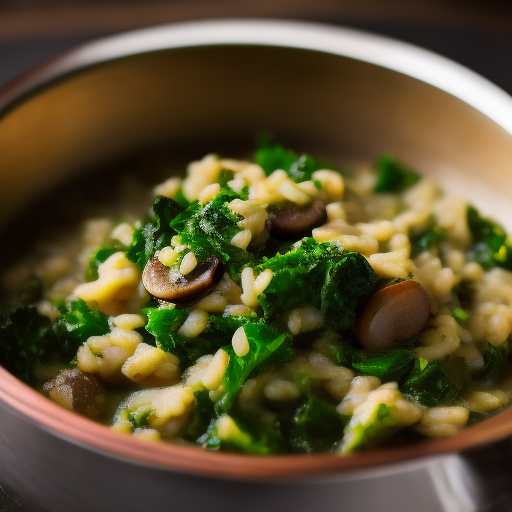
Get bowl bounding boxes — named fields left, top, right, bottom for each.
left=1, top=19, right=512, bottom=512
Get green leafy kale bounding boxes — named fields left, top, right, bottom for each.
left=216, top=322, right=292, bottom=414
left=452, top=308, right=468, bottom=328
left=466, top=205, right=512, bottom=271
left=255, top=140, right=321, bottom=183
left=284, top=395, right=346, bottom=453
left=0, top=299, right=110, bottom=384
left=256, top=238, right=378, bottom=331
left=169, top=188, right=252, bottom=274
left=352, top=350, right=417, bottom=384
left=314, top=333, right=458, bottom=405
left=313, top=331, right=357, bottom=367
left=314, top=334, right=417, bottom=384
left=319, top=250, right=378, bottom=330
left=374, top=155, right=421, bottom=193
left=145, top=307, right=189, bottom=360
left=53, top=299, right=110, bottom=356
left=217, top=169, right=235, bottom=188
left=146, top=308, right=253, bottom=368
left=0, top=302, right=54, bottom=383
left=341, top=403, right=396, bottom=453
left=205, top=411, right=284, bottom=455
left=126, top=195, right=183, bottom=269
left=401, top=359, right=459, bottom=407
left=185, top=389, right=217, bottom=442
left=472, top=341, right=510, bottom=382
left=410, top=225, right=447, bottom=258
left=127, top=405, right=152, bottom=430
left=84, top=245, right=124, bottom=282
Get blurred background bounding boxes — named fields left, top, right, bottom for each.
left=1, top=0, right=512, bottom=94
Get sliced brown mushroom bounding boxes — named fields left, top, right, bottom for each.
left=43, top=368, right=106, bottom=419
left=266, top=199, right=327, bottom=240
left=353, top=280, right=431, bottom=353
left=142, top=254, right=224, bottom=302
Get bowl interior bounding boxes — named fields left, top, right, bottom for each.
left=2, top=44, right=512, bottom=229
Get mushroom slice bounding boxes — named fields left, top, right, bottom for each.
left=43, top=368, right=106, bottom=419
left=142, top=255, right=224, bottom=302
left=266, top=200, right=327, bottom=240
left=354, top=280, right=431, bottom=353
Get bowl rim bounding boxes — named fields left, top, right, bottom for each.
left=3, top=365, right=512, bottom=480
left=2, top=19, right=512, bottom=480
left=2, top=19, right=512, bottom=132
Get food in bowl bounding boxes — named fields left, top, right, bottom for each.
left=1, top=139, right=512, bottom=455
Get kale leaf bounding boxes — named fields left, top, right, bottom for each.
left=284, top=395, right=346, bottom=453
left=169, top=188, right=252, bottom=274
left=352, top=350, right=417, bottom=384
left=374, top=155, right=421, bottom=193
left=410, top=225, right=447, bottom=258
left=255, top=140, right=321, bottom=183
left=320, top=250, right=378, bottom=330
left=313, top=331, right=357, bottom=367
left=127, top=406, right=152, bottom=430
left=216, top=322, right=292, bottom=413
left=205, top=411, right=284, bottom=455
left=314, top=333, right=417, bottom=384
left=145, top=307, right=189, bottom=361
left=472, top=341, right=510, bottom=382
left=466, top=205, right=512, bottom=271
left=0, top=299, right=110, bottom=384
left=53, top=298, right=110, bottom=357
left=84, top=245, right=124, bottom=282
left=401, top=359, right=459, bottom=407
left=146, top=308, right=252, bottom=368
left=0, top=302, right=54, bottom=383
left=185, top=389, right=217, bottom=442
left=256, top=239, right=377, bottom=331
left=341, top=403, right=396, bottom=453
left=126, top=195, right=183, bottom=270
left=452, top=308, right=468, bottom=328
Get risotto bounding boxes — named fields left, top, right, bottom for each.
left=2, top=140, right=512, bottom=455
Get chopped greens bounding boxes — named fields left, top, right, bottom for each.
left=472, top=341, right=509, bottom=382
left=0, top=302, right=54, bottom=383
left=341, top=403, right=400, bottom=453
left=84, top=245, right=123, bottom=282
left=0, top=298, right=108, bottom=384
left=352, top=350, right=417, bottom=384
left=146, top=308, right=251, bottom=368
left=170, top=188, right=252, bottom=274
left=410, top=225, right=447, bottom=258
left=453, top=308, right=468, bottom=328
left=466, top=205, right=512, bottom=270
left=127, top=406, right=152, bottom=430
left=216, top=322, right=292, bottom=414
left=374, top=155, right=421, bottom=193
left=284, top=395, right=346, bottom=453
left=54, top=298, right=110, bottom=352
left=402, top=360, right=460, bottom=407
left=255, top=141, right=321, bottom=183
left=206, top=410, right=284, bottom=454
left=185, top=389, right=217, bottom=442
left=126, top=195, right=183, bottom=270
left=256, top=238, right=378, bottom=330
